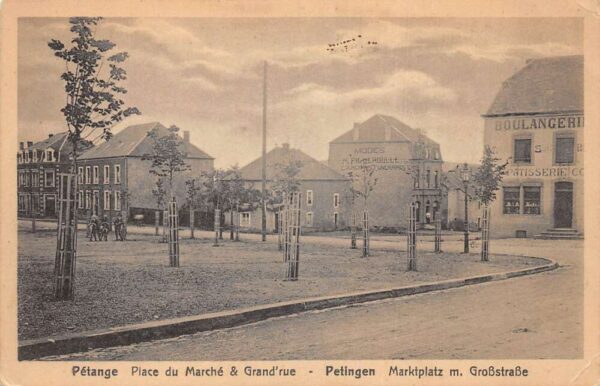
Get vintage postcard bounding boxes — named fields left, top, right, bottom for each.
left=1, top=0, right=599, bottom=385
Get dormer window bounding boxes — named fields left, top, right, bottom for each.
left=24, top=152, right=30, bottom=163
left=32, top=150, right=38, bottom=162
left=17, top=153, right=22, bottom=164
left=46, top=149, right=54, bottom=162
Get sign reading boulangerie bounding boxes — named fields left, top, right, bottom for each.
left=494, top=115, right=584, bottom=131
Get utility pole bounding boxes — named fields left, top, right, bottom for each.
left=261, top=61, right=267, bottom=242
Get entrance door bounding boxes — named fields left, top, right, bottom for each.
left=45, top=195, right=56, bottom=217
left=554, top=182, right=573, bottom=228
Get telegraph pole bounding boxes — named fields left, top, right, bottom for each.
left=261, top=61, right=267, bottom=242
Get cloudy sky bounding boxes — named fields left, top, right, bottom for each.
left=18, top=18, right=582, bottom=167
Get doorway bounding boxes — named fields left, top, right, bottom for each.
left=554, top=182, right=573, bottom=228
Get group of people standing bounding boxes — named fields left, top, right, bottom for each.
left=87, top=213, right=126, bottom=241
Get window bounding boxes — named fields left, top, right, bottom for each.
left=306, top=190, right=313, bottom=206
left=514, top=138, right=532, bottom=163
left=93, top=191, right=99, bottom=214
left=32, top=151, right=38, bottom=163
left=333, top=212, right=339, bottom=228
left=240, top=212, right=251, bottom=226
left=434, top=171, right=439, bottom=188
left=46, top=149, right=54, bottom=162
left=78, top=167, right=83, bottom=184
left=306, top=211, right=313, bottom=226
left=503, top=187, right=520, bottom=214
left=24, top=152, right=29, bottom=163
left=414, top=169, right=420, bottom=188
left=104, top=190, right=111, bottom=210
left=93, top=166, right=99, bottom=184
left=114, top=191, right=121, bottom=210
left=103, top=165, right=110, bottom=184
left=523, top=186, right=541, bottom=215
left=18, top=195, right=25, bottom=211
left=555, top=137, right=575, bottom=164
left=85, top=166, right=91, bottom=184
left=32, top=171, right=38, bottom=187
left=23, top=171, right=29, bottom=187
left=45, top=170, right=55, bottom=187
left=85, top=191, right=91, bottom=209
left=17, top=153, right=22, bottom=164
left=78, top=191, right=83, bottom=209
left=114, top=164, right=121, bottom=184
left=426, top=169, right=431, bottom=188
left=333, top=193, right=339, bottom=208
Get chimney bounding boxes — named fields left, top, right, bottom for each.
left=282, top=143, right=290, bottom=149
left=19, top=142, right=24, bottom=151
left=48, top=133, right=54, bottom=138
left=27, top=141, right=33, bottom=148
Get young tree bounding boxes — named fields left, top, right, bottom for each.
left=48, top=17, right=140, bottom=300
left=270, top=158, right=303, bottom=250
left=142, top=125, right=191, bottom=199
left=151, top=177, right=166, bottom=237
left=472, top=145, right=508, bottom=262
left=347, top=164, right=379, bottom=257
left=185, top=178, right=202, bottom=239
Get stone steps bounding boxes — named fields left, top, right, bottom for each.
left=534, top=228, right=583, bottom=240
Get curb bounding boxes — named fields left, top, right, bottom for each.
left=19, top=258, right=559, bottom=360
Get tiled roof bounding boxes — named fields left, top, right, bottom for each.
left=485, top=55, right=583, bottom=117
left=330, top=114, right=438, bottom=145
left=29, top=132, right=69, bottom=151
left=240, top=145, right=348, bottom=181
left=80, top=122, right=213, bottom=160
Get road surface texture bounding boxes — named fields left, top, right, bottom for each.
left=47, top=238, right=582, bottom=360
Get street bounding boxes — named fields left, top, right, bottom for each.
left=49, top=238, right=582, bottom=360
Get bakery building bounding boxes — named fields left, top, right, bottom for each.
left=482, top=55, right=583, bottom=238
left=236, top=143, right=350, bottom=232
left=328, top=114, right=444, bottom=229
left=77, top=122, right=214, bottom=221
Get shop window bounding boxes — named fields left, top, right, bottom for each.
left=503, top=187, right=520, bottom=214
left=514, top=138, right=531, bottom=163
left=333, top=193, right=339, bottom=208
left=523, top=186, right=541, bottom=215
left=555, top=137, right=575, bottom=164
left=306, top=190, right=313, bottom=206
left=104, top=165, right=110, bottom=184
left=306, top=212, right=313, bottom=226
left=240, top=212, right=251, bottom=227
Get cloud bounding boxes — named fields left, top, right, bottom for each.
left=448, top=42, right=581, bottom=62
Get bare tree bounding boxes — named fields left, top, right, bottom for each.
left=347, top=164, right=379, bottom=257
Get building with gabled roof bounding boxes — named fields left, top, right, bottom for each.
left=328, top=114, right=445, bottom=229
left=482, top=55, right=584, bottom=239
left=77, top=122, right=214, bottom=222
left=235, top=143, right=351, bottom=232
left=17, top=132, right=93, bottom=218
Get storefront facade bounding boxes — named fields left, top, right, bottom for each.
left=482, top=55, right=583, bottom=238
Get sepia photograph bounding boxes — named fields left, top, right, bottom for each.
left=1, top=1, right=599, bottom=385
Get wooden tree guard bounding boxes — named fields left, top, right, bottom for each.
left=407, top=202, right=417, bottom=271
left=154, top=210, right=160, bottom=236
left=161, top=209, right=168, bottom=243
left=190, top=207, right=195, bottom=239
left=279, top=192, right=287, bottom=253
left=213, top=208, right=220, bottom=246
left=362, top=210, right=369, bottom=257
left=481, top=205, right=490, bottom=262
left=235, top=203, right=240, bottom=242
left=434, top=217, right=442, bottom=253
left=54, top=173, right=77, bottom=300
left=350, top=211, right=357, bottom=249
left=285, top=192, right=301, bottom=280
left=167, top=198, right=180, bottom=267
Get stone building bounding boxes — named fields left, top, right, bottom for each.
left=17, top=132, right=92, bottom=218
left=328, top=114, right=444, bottom=229
left=482, top=55, right=583, bottom=239
left=77, top=122, right=214, bottom=222
left=236, top=143, right=350, bottom=232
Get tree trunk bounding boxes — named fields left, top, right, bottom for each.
left=235, top=203, right=240, bottom=241
left=481, top=205, right=490, bottom=262
left=229, top=207, right=234, bottom=240
left=190, top=207, right=195, bottom=239
left=362, top=209, right=369, bottom=257
left=155, top=210, right=160, bottom=236
left=350, top=210, right=357, bottom=249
